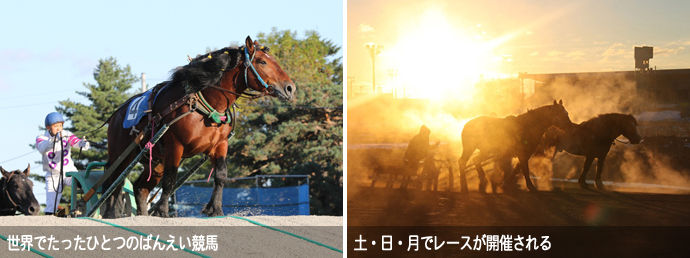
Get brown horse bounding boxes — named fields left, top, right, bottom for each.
left=536, top=113, right=642, bottom=189
left=0, top=164, right=40, bottom=216
left=104, top=36, right=295, bottom=218
left=457, top=100, right=572, bottom=193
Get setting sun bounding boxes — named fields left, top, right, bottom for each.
left=384, top=7, right=494, bottom=101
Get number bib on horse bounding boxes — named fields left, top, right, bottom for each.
left=123, top=91, right=151, bottom=129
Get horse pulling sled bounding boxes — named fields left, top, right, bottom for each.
left=69, top=36, right=295, bottom=218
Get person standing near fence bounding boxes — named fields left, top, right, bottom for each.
left=35, top=112, right=89, bottom=215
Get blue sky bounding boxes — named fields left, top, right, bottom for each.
left=348, top=0, right=690, bottom=95
left=0, top=1, right=343, bottom=206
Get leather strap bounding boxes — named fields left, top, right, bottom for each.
left=153, top=95, right=191, bottom=125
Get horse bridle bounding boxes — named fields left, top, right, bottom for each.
left=0, top=173, right=20, bottom=213
left=207, top=46, right=275, bottom=100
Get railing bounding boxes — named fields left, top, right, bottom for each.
left=175, top=175, right=310, bottom=217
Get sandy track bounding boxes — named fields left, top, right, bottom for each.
left=347, top=186, right=690, bottom=257
left=348, top=186, right=690, bottom=226
left=0, top=216, right=342, bottom=257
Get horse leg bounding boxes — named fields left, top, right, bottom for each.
left=152, top=145, right=183, bottom=218
left=457, top=149, right=473, bottom=193
left=595, top=156, right=607, bottom=190
left=578, top=156, right=595, bottom=189
left=102, top=152, right=137, bottom=219
left=202, top=144, right=229, bottom=217
left=133, top=161, right=164, bottom=216
left=370, top=168, right=378, bottom=187
left=498, top=157, right=516, bottom=191
left=473, top=154, right=489, bottom=193
left=519, top=155, right=538, bottom=192
left=401, top=163, right=416, bottom=190
left=102, top=181, right=126, bottom=219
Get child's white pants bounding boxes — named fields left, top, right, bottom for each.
left=44, top=172, right=72, bottom=214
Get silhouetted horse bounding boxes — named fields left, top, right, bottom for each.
left=536, top=113, right=642, bottom=189
left=370, top=143, right=441, bottom=189
left=369, top=162, right=414, bottom=188
left=105, top=36, right=295, bottom=218
left=458, top=100, right=572, bottom=193
left=0, top=164, right=40, bottom=216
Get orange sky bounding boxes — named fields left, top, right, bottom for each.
left=347, top=0, right=690, bottom=98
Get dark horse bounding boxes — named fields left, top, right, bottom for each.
left=536, top=113, right=642, bottom=189
left=0, top=164, right=40, bottom=216
left=457, top=100, right=572, bottom=193
left=104, top=36, right=295, bottom=218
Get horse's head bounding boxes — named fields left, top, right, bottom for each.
left=620, top=114, right=642, bottom=144
left=535, top=125, right=567, bottom=158
left=242, top=36, right=296, bottom=101
left=541, top=125, right=566, bottom=147
left=0, top=164, right=40, bottom=216
left=549, top=99, right=573, bottom=132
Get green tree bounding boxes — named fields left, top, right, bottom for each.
left=58, top=57, right=139, bottom=167
left=223, top=28, right=343, bottom=215
left=44, top=57, right=138, bottom=202
left=178, top=29, right=343, bottom=215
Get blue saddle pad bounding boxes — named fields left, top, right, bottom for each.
left=123, top=91, right=152, bottom=129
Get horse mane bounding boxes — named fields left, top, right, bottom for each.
left=169, top=45, right=271, bottom=94
left=582, top=113, right=636, bottom=128
left=516, top=104, right=553, bottom=120
left=102, top=45, right=271, bottom=125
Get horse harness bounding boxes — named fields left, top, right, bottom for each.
left=0, top=174, right=19, bottom=213
left=75, top=46, right=274, bottom=209
left=144, top=45, right=274, bottom=130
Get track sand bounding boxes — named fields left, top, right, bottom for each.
left=0, top=215, right=342, bottom=257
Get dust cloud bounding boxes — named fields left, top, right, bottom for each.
left=348, top=72, right=690, bottom=194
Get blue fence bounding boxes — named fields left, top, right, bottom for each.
left=174, top=176, right=309, bottom=217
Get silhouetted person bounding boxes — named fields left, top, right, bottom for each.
left=402, top=125, right=431, bottom=189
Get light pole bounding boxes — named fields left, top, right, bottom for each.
left=366, top=43, right=383, bottom=94
left=388, top=68, right=398, bottom=98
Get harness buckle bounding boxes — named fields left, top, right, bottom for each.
left=129, top=127, right=140, bottom=136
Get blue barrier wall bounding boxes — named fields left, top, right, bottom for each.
left=174, top=185, right=309, bottom=217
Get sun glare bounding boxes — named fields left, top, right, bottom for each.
left=385, top=8, right=495, bottom=101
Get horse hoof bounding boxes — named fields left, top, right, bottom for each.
left=578, top=181, right=589, bottom=189
left=596, top=182, right=606, bottom=190
left=479, top=181, right=488, bottom=193
left=152, top=209, right=169, bottom=218
left=478, top=186, right=487, bottom=194
left=202, top=205, right=224, bottom=217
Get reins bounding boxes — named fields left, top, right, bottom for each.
left=0, top=174, right=19, bottom=213
left=139, top=45, right=271, bottom=181
left=208, top=85, right=273, bottom=100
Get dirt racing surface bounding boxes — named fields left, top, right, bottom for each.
left=347, top=186, right=690, bottom=257
left=348, top=186, right=690, bottom=226
left=0, top=215, right=342, bottom=257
